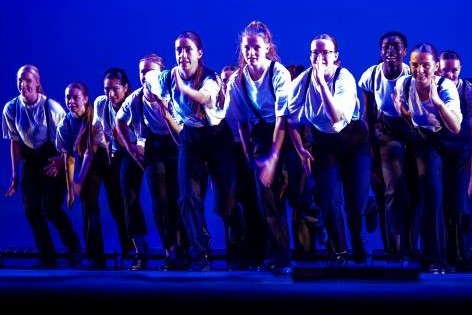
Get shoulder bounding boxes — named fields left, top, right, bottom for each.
left=272, top=62, right=291, bottom=80
left=57, top=112, right=73, bottom=129
left=226, top=69, right=243, bottom=93
left=462, top=78, right=472, bottom=88
left=439, top=76, right=457, bottom=90
left=93, top=95, right=107, bottom=107
left=360, top=64, right=379, bottom=78
left=397, top=74, right=410, bottom=86
left=293, top=67, right=312, bottom=86
left=358, top=64, right=380, bottom=90
left=337, top=67, right=355, bottom=82
left=158, top=69, right=172, bottom=82
left=127, top=88, right=143, bottom=102
left=402, top=63, right=410, bottom=74
left=46, top=97, right=65, bottom=112
left=203, top=66, right=218, bottom=80
left=3, top=97, right=18, bottom=115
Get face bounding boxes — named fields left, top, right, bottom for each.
left=381, top=36, right=406, bottom=65
left=65, top=86, right=88, bottom=118
left=410, top=51, right=438, bottom=85
left=139, top=60, right=162, bottom=86
left=310, top=39, right=338, bottom=67
left=104, top=78, right=128, bottom=105
left=17, top=69, right=40, bottom=103
left=175, top=37, right=202, bottom=77
left=438, top=59, right=461, bottom=86
left=241, top=34, right=270, bottom=68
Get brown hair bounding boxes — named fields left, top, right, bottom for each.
left=67, top=81, right=94, bottom=157
left=237, top=21, right=280, bottom=80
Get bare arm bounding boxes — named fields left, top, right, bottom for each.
left=257, top=116, right=287, bottom=187
left=173, top=68, right=212, bottom=105
left=313, top=58, right=343, bottom=123
left=143, top=84, right=183, bottom=145
left=238, top=120, right=253, bottom=164
left=288, top=122, right=314, bottom=175
left=74, top=145, right=98, bottom=196
left=5, top=139, right=22, bottom=197
left=64, top=153, right=76, bottom=209
left=115, top=118, right=144, bottom=170
left=159, top=100, right=183, bottom=145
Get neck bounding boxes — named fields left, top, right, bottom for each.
left=383, top=63, right=403, bottom=80
left=180, top=67, right=196, bottom=80
left=75, top=107, right=87, bottom=118
left=21, top=94, right=39, bottom=106
left=248, top=61, right=268, bottom=81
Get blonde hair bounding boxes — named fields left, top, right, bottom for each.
left=17, top=64, right=44, bottom=94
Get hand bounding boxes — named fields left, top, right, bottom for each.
left=143, top=84, right=158, bottom=103
left=67, top=187, right=75, bottom=209
left=172, top=67, right=184, bottom=92
left=312, top=55, right=326, bottom=86
left=44, top=155, right=64, bottom=177
left=73, top=181, right=82, bottom=197
left=298, top=148, right=314, bottom=175
left=5, top=177, right=18, bottom=197
left=391, top=89, right=409, bottom=118
left=429, top=77, right=441, bottom=105
left=129, top=144, right=145, bottom=170
left=256, top=153, right=279, bottom=188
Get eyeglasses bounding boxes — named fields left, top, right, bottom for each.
left=310, top=50, right=334, bottom=57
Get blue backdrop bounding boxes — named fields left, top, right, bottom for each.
left=0, top=0, right=469, bottom=252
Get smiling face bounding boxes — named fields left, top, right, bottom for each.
left=438, top=58, right=461, bottom=86
left=410, top=51, right=438, bottom=86
left=381, top=35, right=406, bottom=66
left=175, top=37, right=202, bottom=78
left=17, top=67, right=40, bottom=104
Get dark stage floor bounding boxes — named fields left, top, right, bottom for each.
left=1, top=256, right=472, bottom=314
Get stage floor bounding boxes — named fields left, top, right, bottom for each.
left=1, top=258, right=472, bottom=314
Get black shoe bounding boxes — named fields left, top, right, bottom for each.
left=189, top=255, right=211, bottom=271
left=129, top=254, right=147, bottom=271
